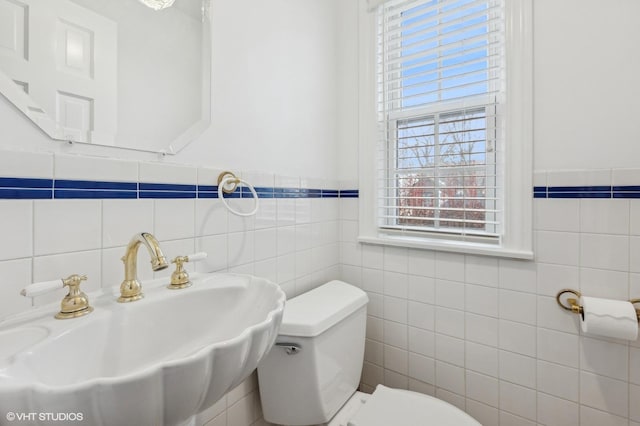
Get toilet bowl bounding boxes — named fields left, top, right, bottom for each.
left=257, top=280, right=480, bottom=426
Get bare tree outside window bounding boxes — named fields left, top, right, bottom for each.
left=393, top=108, right=492, bottom=232
left=379, top=0, right=502, bottom=238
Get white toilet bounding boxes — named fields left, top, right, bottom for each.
left=257, top=280, right=481, bottom=426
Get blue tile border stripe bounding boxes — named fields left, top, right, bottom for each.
left=55, top=189, right=137, bottom=199
left=197, top=184, right=217, bottom=192
left=339, top=190, right=360, bottom=198
left=0, top=177, right=52, bottom=189
left=535, top=185, right=640, bottom=199
left=533, top=186, right=547, bottom=199
left=0, top=176, right=361, bottom=200
left=140, top=191, right=196, bottom=199
left=0, top=177, right=53, bottom=199
left=274, top=187, right=304, bottom=198
left=615, top=185, right=640, bottom=192
left=8, top=177, right=640, bottom=199
left=0, top=188, right=52, bottom=199
left=139, top=183, right=197, bottom=192
left=55, top=179, right=137, bottom=191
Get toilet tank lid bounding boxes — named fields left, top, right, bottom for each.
left=279, top=280, right=368, bottom=337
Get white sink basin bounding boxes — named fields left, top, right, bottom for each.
left=0, top=273, right=285, bottom=426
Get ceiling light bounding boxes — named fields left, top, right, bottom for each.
left=137, top=0, right=176, bottom=11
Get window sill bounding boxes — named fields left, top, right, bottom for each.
left=358, top=235, right=534, bottom=260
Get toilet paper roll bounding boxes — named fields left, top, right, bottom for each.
left=580, top=296, right=638, bottom=341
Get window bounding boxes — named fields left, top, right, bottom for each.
left=389, top=107, right=497, bottom=239
left=359, top=0, right=532, bottom=258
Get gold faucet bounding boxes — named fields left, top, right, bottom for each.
left=118, top=232, right=169, bottom=303
left=55, top=274, right=93, bottom=319
left=169, top=255, right=192, bottom=290
left=167, top=252, right=207, bottom=290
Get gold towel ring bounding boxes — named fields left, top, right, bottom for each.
left=556, top=289, right=582, bottom=314
left=217, top=171, right=239, bottom=194
left=216, top=171, right=259, bottom=217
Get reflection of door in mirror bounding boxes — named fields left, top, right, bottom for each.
left=0, top=0, right=116, bottom=144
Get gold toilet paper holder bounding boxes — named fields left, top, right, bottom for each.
left=556, top=289, right=640, bottom=321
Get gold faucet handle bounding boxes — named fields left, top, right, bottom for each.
left=168, top=252, right=207, bottom=290
left=20, top=274, right=87, bottom=298
left=55, top=274, right=93, bottom=320
left=62, top=274, right=87, bottom=288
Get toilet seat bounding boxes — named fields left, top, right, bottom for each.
left=346, top=385, right=481, bottom=426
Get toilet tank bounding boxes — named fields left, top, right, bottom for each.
left=257, top=281, right=368, bottom=426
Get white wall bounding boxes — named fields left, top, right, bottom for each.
left=178, top=0, right=341, bottom=179
left=341, top=189, right=640, bottom=425
left=0, top=2, right=347, bottom=426
left=337, top=1, right=640, bottom=425
left=335, top=0, right=360, bottom=186
left=336, top=0, right=640, bottom=182
left=4, top=0, right=639, bottom=178
left=0, top=0, right=342, bottom=180
left=0, top=151, right=343, bottom=426
left=533, top=0, right=640, bottom=171
left=3, top=0, right=640, bottom=425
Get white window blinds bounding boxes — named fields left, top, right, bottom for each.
left=376, top=0, right=505, bottom=243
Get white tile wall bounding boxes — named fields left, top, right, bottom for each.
left=5, top=156, right=640, bottom=425
left=340, top=169, right=640, bottom=426
left=0, top=152, right=342, bottom=426
left=139, top=161, right=197, bottom=185
left=0, top=200, right=33, bottom=260
left=33, top=200, right=102, bottom=255
left=0, top=150, right=53, bottom=178
left=55, top=154, right=138, bottom=182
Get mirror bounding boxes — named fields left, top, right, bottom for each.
left=0, top=0, right=211, bottom=154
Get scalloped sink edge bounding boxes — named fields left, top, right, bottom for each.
left=0, top=273, right=285, bottom=426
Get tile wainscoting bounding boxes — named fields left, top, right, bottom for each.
left=5, top=154, right=640, bottom=426
left=339, top=169, right=640, bottom=426
left=0, top=150, right=351, bottom=426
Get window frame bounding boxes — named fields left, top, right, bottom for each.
left=358, top=0, right=533, bottom=259
left=384, top=100, right=499, bottom=240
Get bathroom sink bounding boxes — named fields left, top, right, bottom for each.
left=0, top=273, right=285, bottom=426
